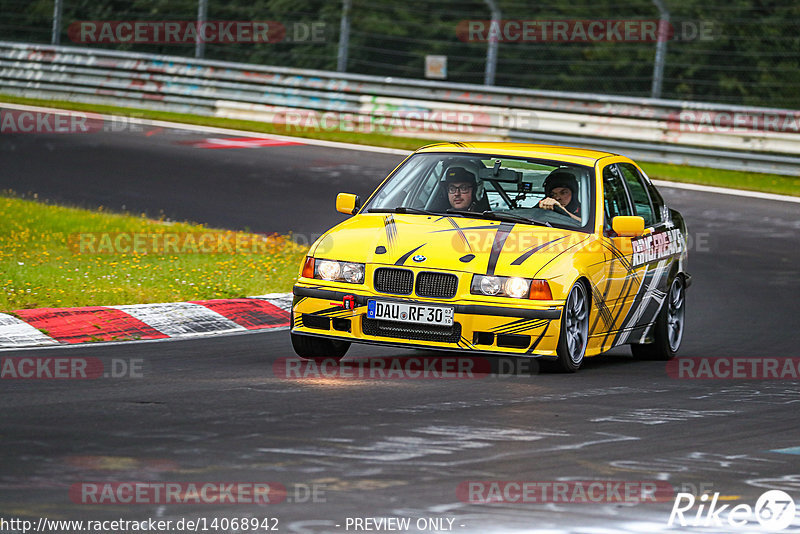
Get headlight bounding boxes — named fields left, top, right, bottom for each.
left=472, top=275, right=549, bottom=299
left=311, top=259, right=365, bottom=284
left=504, top=277, right=530, bottom=299
left=479, top=276, right=502, bottom=296
left=341, top=262, right=365, bottom=283
left=317, top=260, right=341, bottom=281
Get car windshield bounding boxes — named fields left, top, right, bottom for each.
left=363, top=152, right=594, bottom=231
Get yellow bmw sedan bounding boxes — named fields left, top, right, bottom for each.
left=290, top=143, right=690, bottom=372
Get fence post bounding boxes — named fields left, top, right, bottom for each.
left=651, top=0, right=670, bottom=99
left=196, top=0, right=208, bottom=58
left=51, top=0, right=63, bottom=45
left=337, top=0, right=352, bottom=72
left=483, top=0, right=500, bottom=86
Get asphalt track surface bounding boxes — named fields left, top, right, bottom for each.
left=2, top=124, right=800, bottom=533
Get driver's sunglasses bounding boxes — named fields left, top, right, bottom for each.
left=447, top=184, right=473, bottom=194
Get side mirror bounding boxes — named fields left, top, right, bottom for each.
left=612, top=216, right=646, bottom=237
left=336, top=193, right=360, bottom=215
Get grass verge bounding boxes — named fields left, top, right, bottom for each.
left=1, top=194, right=307, bottom=311
left=3, top=93, right=798, bottom=197
left=641, top=161, right=800, bottom=196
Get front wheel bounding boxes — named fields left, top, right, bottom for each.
left=631, top=275, right=685, bottom=361
left=290, top=332, right=350, bottom=361
left=551, top=281, right=589, bottom=373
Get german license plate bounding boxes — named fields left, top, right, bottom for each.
left=367, top=300, right=454, bottom=326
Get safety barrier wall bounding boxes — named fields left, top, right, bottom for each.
left=2, top=41, right=799, bottom=175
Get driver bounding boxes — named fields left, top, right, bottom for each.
left=445, top=167, right=480, bottom=211
left=538, top=171, right=581, bottom=222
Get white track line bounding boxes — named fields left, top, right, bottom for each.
left=651, top=179, right=800, bottom=203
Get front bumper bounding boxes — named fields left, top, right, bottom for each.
left=291, top=284, right=564, bottom=357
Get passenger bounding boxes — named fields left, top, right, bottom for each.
left=538, top=171, right=581, bottom=222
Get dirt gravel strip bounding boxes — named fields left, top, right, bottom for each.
left=0, top=293, right=291, bottom=349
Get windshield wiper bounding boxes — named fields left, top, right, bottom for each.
left=367, top=207, right=441, bottom=216
left=446, top=209, right=551, bottom=227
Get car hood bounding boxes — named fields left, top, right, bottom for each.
left=310, top=213, right=590, bottom=277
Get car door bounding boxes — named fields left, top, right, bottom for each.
left=613, top=162, right=682, bottom=344
left=591, top=162, right=646, bottom=350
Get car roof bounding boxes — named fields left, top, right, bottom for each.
left=414, top=142, right=619, bottom=166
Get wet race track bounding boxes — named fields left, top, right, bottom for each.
left=2, top=121, right=800, bottom=533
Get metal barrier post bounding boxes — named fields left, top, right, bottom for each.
left=483, top=0, right=500, bottom=86
left=337, top=0, right=352, bottom=72
left=51, top=0, right=63, bottom=45
left=196, top=0, right=208, bottom=59
left=651, top=0, right=670, bottom=99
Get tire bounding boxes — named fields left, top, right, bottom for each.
left=290, top=332, right=350, bottom=361
left=631, top=275, right=685, bottom=361
left=550, top=281, right=590, bottom=373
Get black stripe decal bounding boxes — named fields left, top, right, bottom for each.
left=492, top=318, right=549, bottom=334
left=531, top=237, right=589, bottom=279
left=395, top=244, right=426, bottom=266
left=526, top=322, right=551, bottom=354
left=490, top=317, right=534, bottom=332
left=499, top=325, right=546, bottom=335
left=486, top=222, right=515, bottom=276
left=612, top=262, right=670, bottom=346
left=446, top=217, right=472, bottom=252
left=590, top=283, right=614, bottom=331
left=604, top=263, right=649, bottom=346
left=319, top=309, right=355, bottom=318
left=604, top=239, right=636, bottom=275
left=511, top=236, right=567, bottom=266
left=314, top=306, right=350, bottom=315
left=590, top=265, right=611, bottom=334
left=430, top=224, right=500, bottom=233
left=384, top=215, right=397, bottom=250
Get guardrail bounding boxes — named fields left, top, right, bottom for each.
left=1, top=41, right=799, bottom=175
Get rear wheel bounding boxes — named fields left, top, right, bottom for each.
left=631, top=275, right=685, bottom=361
left=551, top=281, right=589, bottom=373
left=290, top=332, right=350, bottom=361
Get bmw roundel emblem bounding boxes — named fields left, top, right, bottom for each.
left=412, top=254, right=426, bottom=263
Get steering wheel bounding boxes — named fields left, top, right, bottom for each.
left=552, top=203, right=572, bottom=217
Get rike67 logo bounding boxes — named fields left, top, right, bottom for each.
left=669, top=490, right=796, bottom=530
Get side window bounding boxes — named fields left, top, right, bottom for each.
left=618, top=163, right=655, bottom=226
left=411, top=161, right=443, bottom=208
left=639, top=168, right=667, bottom=222
left=602, top=165, right=632, bottom=229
